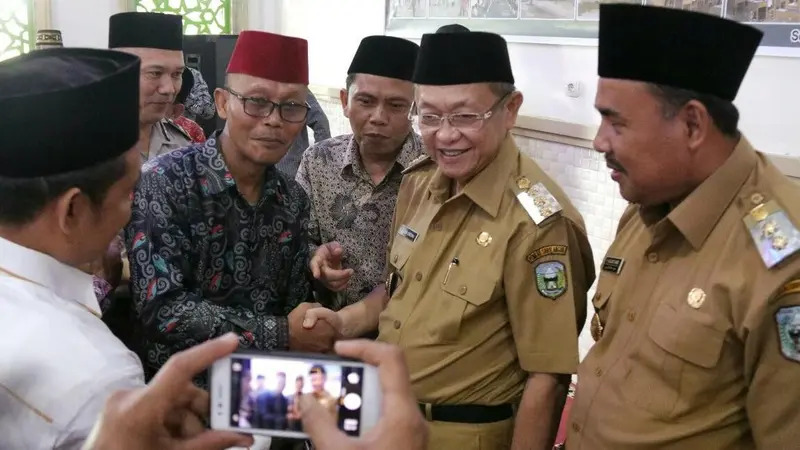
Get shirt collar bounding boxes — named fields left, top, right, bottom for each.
left=197, top=132, right=287, bottom=203
left=429, top=133, right=518, bottom=218
left=154, top=120, right=172, bottom=142
left=0, top=236, right=98, bottom=315
left=339, top=132, right=424, bottom=178
left=645, top=137, right=758, bottom=250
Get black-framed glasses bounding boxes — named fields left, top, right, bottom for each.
left=410, top=92, right=512, bottom=131
left=226, top=88, right=310, bottom=123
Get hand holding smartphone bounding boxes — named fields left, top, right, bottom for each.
left=209, top=350, right=381, bottom=439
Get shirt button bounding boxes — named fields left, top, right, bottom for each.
left=431, top=222, right=442, bottom=231
left=627, top=310, right=636, bottom=321
left=393, top=320, right=401, bottom=329
left=647, top=252, right=659, bottom=263
left=393, top=254, right=399, bottom=263
left=415, top=272, right=423, bottom=281
left=459, top=285, right=468, bottom=295
left=593, top=292, right=601, bottom=301
left=572, top=422, right=581, bottom=432
left=594, top=367, right=603, bottom=377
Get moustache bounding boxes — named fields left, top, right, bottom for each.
left=606, top=157, right=625, bottom=173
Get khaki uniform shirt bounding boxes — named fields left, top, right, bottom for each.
left=378, top=135, right=595, bottom=405
left=312, top=390, right=338, bottom=416
left=147, top=119, right=192, bottom=162
left=568, top=138, right=800, bottom=449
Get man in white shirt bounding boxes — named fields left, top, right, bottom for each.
left=0, top=47, right=145, bottom=449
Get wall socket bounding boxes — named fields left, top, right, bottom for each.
left=565, top=81, right=582, bottom=98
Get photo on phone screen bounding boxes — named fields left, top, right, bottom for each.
left=210, top=352, right=379, bottom=438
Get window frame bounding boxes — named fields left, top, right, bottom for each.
left=124, top=0, right=247, bottom=34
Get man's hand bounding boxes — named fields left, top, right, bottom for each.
left=83, top=333, right=253, bottom=450
left=288, top=302, right=337, bottom=352
left=310, top=242, right=354, bottom=292
left=302, top=307, right=344, bottom=335
left=300, top=340, right=428, bottom=450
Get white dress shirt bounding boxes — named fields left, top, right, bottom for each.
left=0, top=237, right=144, bottom=450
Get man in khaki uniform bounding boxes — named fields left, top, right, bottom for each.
left=109, top=12, right=192, bottom=162
left=308, top=365, right=338, bottom=417
left=312, top=31, right=595, bottom=449
left=568, top=5, right=800, bottom=449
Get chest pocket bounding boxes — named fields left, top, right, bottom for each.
left=623, top=302, right=727, bottom=419
left=430, top=268, right=497, bottom=344
left=590, top=274, right=614, bottom=341
left=387, top=239, right=415, bottom=295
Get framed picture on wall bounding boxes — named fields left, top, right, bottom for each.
left=385, top=0, right=800, bottom=54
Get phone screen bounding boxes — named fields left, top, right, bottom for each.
left=228, top=355, right=366, bottom=437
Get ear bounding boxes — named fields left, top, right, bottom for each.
left=214, top=87, right=229, bottom=121
left=503, top=91, right=524, bottom=130
left=339, top=88, right=349, bottom=119
left=680, top=99, right=710, bottom=153
left=54, top=187, right=89, bottom=239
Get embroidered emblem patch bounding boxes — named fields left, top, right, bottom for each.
left=534, top=261, right=567, bottom=300
left=775, top=306, right=800, bottom=363
left=526, top=245, right=568, bottom=263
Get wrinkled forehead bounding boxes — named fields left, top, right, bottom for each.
left=595, top=78, right=663, bottom=118
left=350, top=73, right=414, bottom=100
left=595, top=78, right=655, bottom=106
left=116, top=47, right=184, bottom=71
left=415, top=82, right=496, bottom=111
left=227, top=72, right=307, bottom=101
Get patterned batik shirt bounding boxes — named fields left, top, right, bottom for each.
left=183, top=67, right=215, bottom=121
left=126, top=132, right=313, bottom=387
left=296, top=133, right=424, bottom=309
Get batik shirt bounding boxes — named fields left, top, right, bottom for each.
left=296, top=133, right=424, bottom=309
left=126, top=133, right=313, bottom=386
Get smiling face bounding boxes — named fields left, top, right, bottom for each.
left=340, top=73, right=414, bottom=158
left=593, top=78, right=694, bottom=206
left=215, top=73, right=308, bottom=167
left=117, top=47, right=185, bottom=126
left=415, top=83, right=522, bottom=186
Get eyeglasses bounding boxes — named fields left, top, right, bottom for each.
left=410, top=92, right=512, bottom=131
left=226, top=88, right=310, bottom=123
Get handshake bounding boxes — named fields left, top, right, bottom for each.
left=288, top=241, right=354, bottom=353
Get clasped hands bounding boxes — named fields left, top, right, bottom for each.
left=288, top=242, right=353, bottom=352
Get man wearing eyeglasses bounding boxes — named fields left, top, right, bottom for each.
left=313, top=31, right=594, bottom=449
left=124, top=30, right=337, bottom=387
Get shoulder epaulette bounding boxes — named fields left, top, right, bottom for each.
left=742, top=196, right=800, bottom=269
left=402, top=154, right=434, bottom=175
left=513, top=175, right=562, bottom=226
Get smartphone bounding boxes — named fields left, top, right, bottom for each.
left=209, top=350, right=382, bottom=439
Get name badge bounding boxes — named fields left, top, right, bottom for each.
left=398, top=225, right=418, bottom=242
left=601, top=256, right=624, bottom=274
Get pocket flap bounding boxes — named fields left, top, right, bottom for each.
left=649, top=303, right=725, bottom=369
left=592, top=290, right=611, bottom=309
left=441, top=271, right=496, bottom=307
left=389, top=241, right=413, bottom=272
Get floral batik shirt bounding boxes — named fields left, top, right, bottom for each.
left=125, top=133, right=313, bottom=386
left=296, top=132, right=424, bottom=309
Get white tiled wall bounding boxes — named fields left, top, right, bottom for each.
left=315, top=96, right=625, bottom=359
